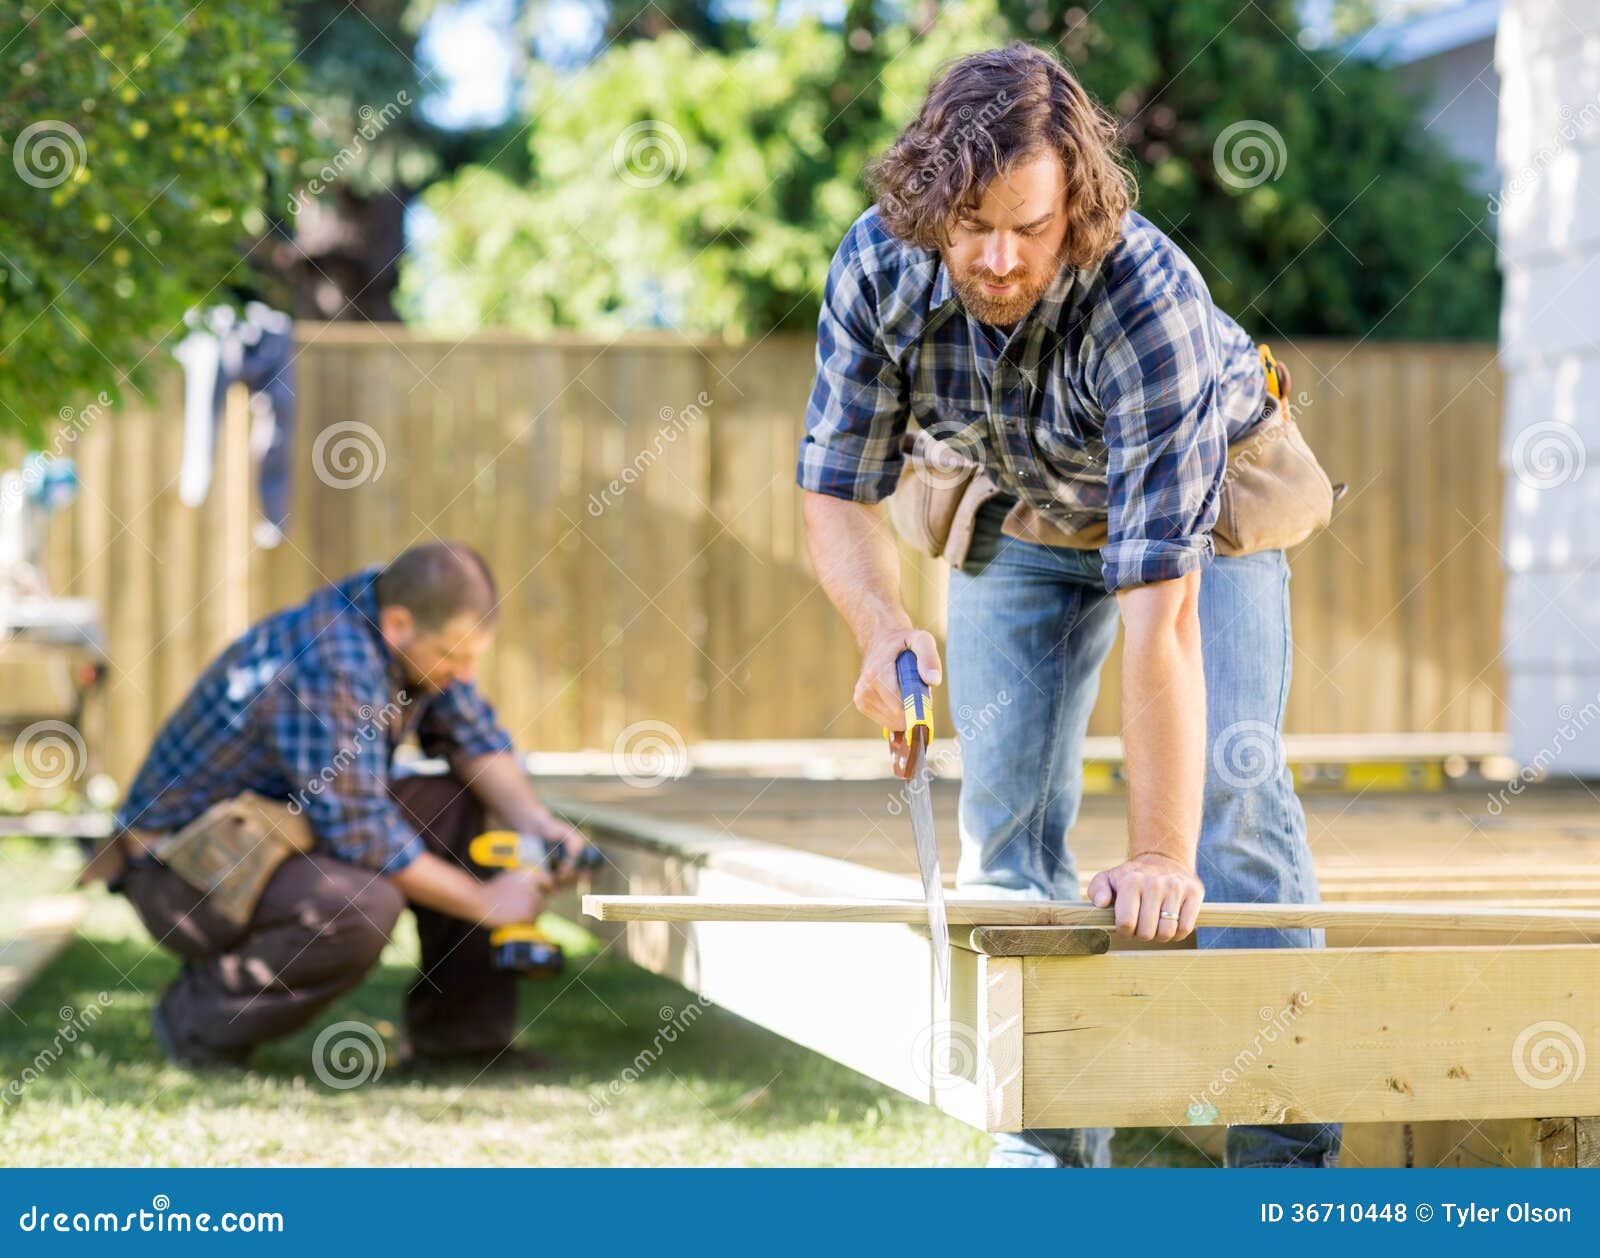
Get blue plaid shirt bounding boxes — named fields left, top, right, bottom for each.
left=797, top=206, right=1267, bottom=590
left=116, top=566, right=514, bottom=873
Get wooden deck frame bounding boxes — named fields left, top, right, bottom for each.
left=553, top=796, right=1600, bottom=1160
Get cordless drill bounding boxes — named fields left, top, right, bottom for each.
left=468, top=830, right=604, bottom=979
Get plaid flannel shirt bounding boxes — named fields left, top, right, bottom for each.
left=115, top=566, right=514, bottom=873
left=797, top=206, right=1267, bottom=590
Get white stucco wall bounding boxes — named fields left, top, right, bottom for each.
left=1497, top=0, right=1600, bottom=772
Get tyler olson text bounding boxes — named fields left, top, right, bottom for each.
left=1443, top=1202, right=1572, bottom=1226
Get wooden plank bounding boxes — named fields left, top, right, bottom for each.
left=1359, top=345, right=1401, bottom=736
left=583, top=895, right=1600, bottom=936
left=969, top=926, right=1112, bottom=956
left=220, top=381, right=253, bottom=636
left=1022, top=945, right=1600, bottom=1129
left=978, top=954, right=1023, bottom=1131
left=1533, top=1116, right=1600, bottom=1168
left=571, top=345, right=624, bottom=748
left=1181, top=1118, right=1546, bottom=1168
left=0, top=896, right=86, bottom=1007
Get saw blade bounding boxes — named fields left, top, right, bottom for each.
left=906, top=758, right=949, bottom=996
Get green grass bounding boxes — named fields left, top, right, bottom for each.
left=0, top=845, right=1204, bottom=1167
left=0, top=836, right=86, bottom=933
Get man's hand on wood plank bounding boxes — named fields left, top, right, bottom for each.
left=1087, top=852, right=1204, bottom=942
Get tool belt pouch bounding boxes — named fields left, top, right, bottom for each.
left=1211, top=392, right=1335, bottom=557
left=152, top=793, right=316, bottom=929
left=886, top=428, right=1004, bottom=569
left=887, top=364, right=1337, bottom=565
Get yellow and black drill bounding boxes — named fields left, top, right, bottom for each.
left=468, top=830, right=604, bottom=979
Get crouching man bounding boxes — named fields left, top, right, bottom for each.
left=87, top=541, right=587, bottom=1070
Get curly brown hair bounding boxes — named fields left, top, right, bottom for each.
left=865, top=41, right=1137, bottom=269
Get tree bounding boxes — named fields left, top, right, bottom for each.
left=400, top=4, right=1010, bottom=336
left=995, top=0, right=1499, bottom=339
left=269, top=0, right=437, bottom=321
left=0, top=2, right=302, bottom=439
left=405, top=0, right=1498, bottom=342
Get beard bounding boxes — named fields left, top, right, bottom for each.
left=948, top=247, right=1063, bottom=327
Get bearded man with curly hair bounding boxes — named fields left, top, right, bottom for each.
left=797, top=41, right=1339, bottom=1170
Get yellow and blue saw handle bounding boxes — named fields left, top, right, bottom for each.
left=883, top=648, right=933, bottom=780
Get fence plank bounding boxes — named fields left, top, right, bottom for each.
left=32, top=332, right=1504, bottom=783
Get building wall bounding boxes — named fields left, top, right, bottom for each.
left=1496, top=0, right=1600, bottom=772
left=1397, top=37, right=1501, bottom=192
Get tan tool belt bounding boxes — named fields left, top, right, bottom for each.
left=143, top=793, right=316, bottom=929
left=887, top=347, right=1336, bottom=570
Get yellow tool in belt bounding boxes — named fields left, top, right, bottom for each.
left=1257, top=343, right=1348, bottom=504
left=1259, top=343, right=1286, bottom=401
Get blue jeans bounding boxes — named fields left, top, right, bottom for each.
left=946, top=506, right=1341, bottom=1169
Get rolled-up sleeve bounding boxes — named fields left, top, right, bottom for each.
left=417, top=682, right=516, bottom=762
left=269, top=672, right=423, bottom=874
left=1094, top=281, right=1228, bottom=592
left=795, top=233, right=909, bottom=503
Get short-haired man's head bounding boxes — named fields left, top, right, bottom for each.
left=375, top=542, right=498, bottom=693
left=865, top=41, right=1135, bottom=271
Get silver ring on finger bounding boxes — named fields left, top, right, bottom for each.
left=1159, top=910, right=1179, bottom=920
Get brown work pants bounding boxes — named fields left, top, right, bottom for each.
left=122, top=775, right=517, bottom=1057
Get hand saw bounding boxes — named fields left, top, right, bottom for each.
left=884, top=647, right=949, bottom=996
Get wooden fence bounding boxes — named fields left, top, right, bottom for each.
left=33, top=326, right=1504, bottom=783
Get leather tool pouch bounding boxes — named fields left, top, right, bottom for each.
left=1210, top=363, right=1335, bottom=556
left=887, top=353, right=1335, bottom=565
left=885, top=428, right=1004, bottom=569
left=152, top=793, right=316, bottom=929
